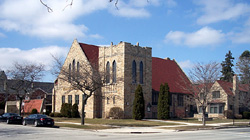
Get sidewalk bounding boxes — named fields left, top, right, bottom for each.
left=55, top=119, right=250, bottom=133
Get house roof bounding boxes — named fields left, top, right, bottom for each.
left=23, top=99, right=44, bottom=113
left=152, top=57, right=192, bottom=94
left=79, top=43, right=99, bottom=66
left=216, top=80, right=249, bottom=96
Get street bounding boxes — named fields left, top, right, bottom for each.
left=0, top=123, right=250, bottom=140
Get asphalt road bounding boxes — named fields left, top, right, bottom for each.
left=0, top=123, right=250, bottom=140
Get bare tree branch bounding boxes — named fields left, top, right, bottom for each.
left=40, top=0, right=53, bottom=13
left=63, top=0, right=74, bottom=11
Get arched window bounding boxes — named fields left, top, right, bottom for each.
left=77, top=62, right=80, bottom=80
left=68, top=64, right=71, bottom=82
left=106, top=62, right=110, bottom=83
left=72, top=59, right=75, bottom=80
left=132, top=60, right=136, bottom=83
left=112, top=60, right=116, bottom=83
left=140, top=61, right=143, bottom=84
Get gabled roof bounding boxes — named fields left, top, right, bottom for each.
left=217, top=80, right=249, bottom=96
left=79, top=43, right=99, bottom=66
left=152, top=57, right=192, bottom=94
left=216, top=80, right=233, bottom=96
left=23, top=99, right=44, bottom=113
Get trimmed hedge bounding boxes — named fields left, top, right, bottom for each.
left=60, top=103, right=72, bottom=118
left=243, top=111, right=250, bottom=119
left=71, top=103, right=80, bottom=118
left=31, top=108, right=38, bottom=114
left=109, top=107, right=124, bottom=119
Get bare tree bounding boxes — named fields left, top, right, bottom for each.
left=187, top=62, right=221, bottom=126
left=6, top=62, right=45, bottom=115
left=40, top=0, right=149, bottom=12
left=54, top=55, right=107, bottom=125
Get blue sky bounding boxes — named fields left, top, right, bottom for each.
left=0, top=0, right=250, bottom=82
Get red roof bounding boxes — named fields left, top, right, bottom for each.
left=152, top=57, right=192, bottom=94
left=217, top=80, right=233, bottom=96
left=23, top=99, right=44, bottom=113
left=217, top=80, right=249, bottom=96
left=79, top=43, right=99, bottom=67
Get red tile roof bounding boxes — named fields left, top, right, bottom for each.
left=217, top=80, right=249, bottom=96
left=217, top=80, right=233, bottom=96
left=23, top=99, right=44, bottom=113
left=79, top=43, right=99, bottom=67
left=152, top=57, right=192, bottom=94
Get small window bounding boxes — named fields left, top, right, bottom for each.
left=72, top=59, right=75, bottom=80
left=77, top=62, right=80, bottom=80
left=75, top=95, right=79, bottom=105
left=68, top=95, right=72, bottom=104
left=139, top=61, right=143, bottom=84
left=37, top=96, right=41, bottom=99
left=62, top=95, right=65, bottom=104
left=132, top=60, right=136, bottom=83
left=113, top=97, right=115, bottom=104
left=68, top=64, right=71, bottom=82
left=106, top=62, right=110, bottom=83
left=177, top=94, right=183, bottom=106
left=212, top=91, right=220, bottom=98
left=107, top=97, right=110, bottom=104
left=112, top=61, right=116, bottom=83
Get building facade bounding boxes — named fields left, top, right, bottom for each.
left=53, top=39, right=194, bottom=119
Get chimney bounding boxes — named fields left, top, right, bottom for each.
left=136, top=42, right=139, bottom=46
left=233, top=74, right=238, bottom=95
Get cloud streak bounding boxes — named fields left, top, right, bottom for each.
left=165, top=26, right=225, bottom=47
left=0, top=46, right=68, bottom=71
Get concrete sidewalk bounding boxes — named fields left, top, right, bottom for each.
left=55, top=119, right=250, bottom=133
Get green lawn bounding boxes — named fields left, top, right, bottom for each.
left=53, top=117, right=180, bottom=127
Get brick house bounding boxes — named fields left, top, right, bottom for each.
left=197, top=75, right=249, bottom=118
left=0, top=71, right=53, bottom=114
left=53, top=39, right=195, bottom=119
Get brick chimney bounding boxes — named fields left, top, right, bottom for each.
left=233, top=74, right=239, bottom=114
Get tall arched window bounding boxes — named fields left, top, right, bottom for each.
left=77, top=62, right=80, bottom=80
left=112, top=60, right=116, bottom=83
left=106, top=62, right=110, bottom=83
left=140, top=61, right=143, bottom=84
left=68, top=64, right=71, bottom=82
left=72, top=59, right=75, bottom=80
left=132, top=60, right=136, bottom=83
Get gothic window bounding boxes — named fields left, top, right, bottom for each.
left=212, top=91, right=220, bottom=98
left=177, top=94, right=183, bottom=106
left=112, top=60, right=116, bottom=83
left=77, top=62, right=80, bottom=80
left=106, top=62, right=110, bottom=83
left=68, top=64, right=71, bottom=82
left=62, top=95, right=65, bottom=104
left=113, top=96, right=115, bottom=104
left=72, top=59, right=75, bottom=80
left=75, top=95, right=79, bottom=105
left=139, top=61, right=143, bottom=84
left=68, top=95, right=72, bottom=104
left=132, top=60, right=136, bottom=83
left=107, top=97, right=110, bottom=104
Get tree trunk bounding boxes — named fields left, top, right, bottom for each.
left=81, top=97, right=86, bottom=125
left=19, top=98, right=23, bottom=116
left=202, top=108, right=206, bottom=126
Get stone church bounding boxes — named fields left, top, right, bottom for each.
left=53, top=39, right=195, bottom=119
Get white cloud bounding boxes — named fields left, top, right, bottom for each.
left=179, top=60, right=193, bottom=69
left=195, top=0, right=250, bottom=25
left=165, top=27, right=225, bottom=47
left=0, top=0, right=158, bottom=40
left=0, top=46, right=68, bottom=71
left=230, top=28, right=250, bottom=44
left=0, top=32, right=5, bottom=38
left=108, top=1, right=151, bottom=18
left=166, top=0, right=177, bottom=8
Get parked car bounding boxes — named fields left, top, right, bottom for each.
left=0, top=113, right=23, bottom=124
left=23, top=114, right=54, bottom=127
